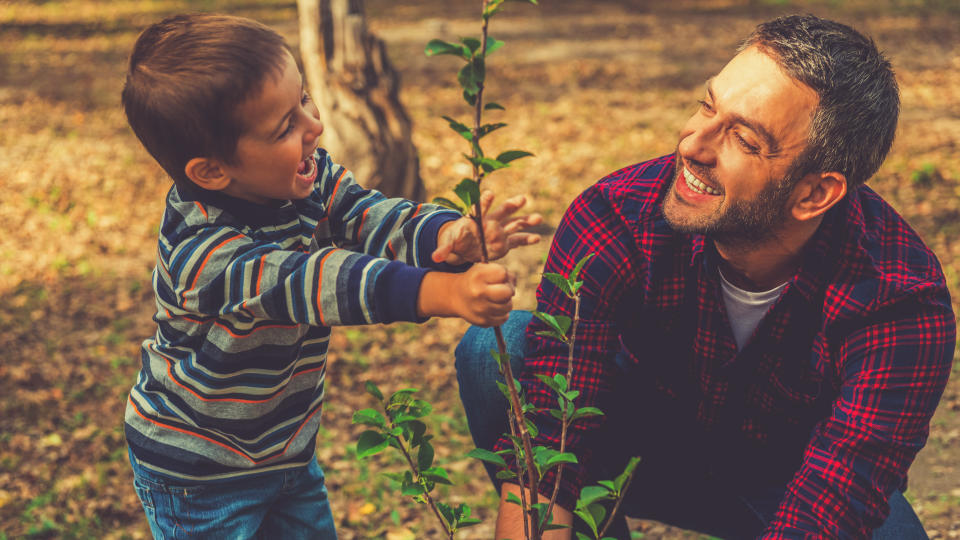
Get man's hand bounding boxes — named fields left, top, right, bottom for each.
left=432, top=191, right=542, bottom=265
left=417, top=263, right=515, bottom=326
left=496, top=483, right=574, bottom=540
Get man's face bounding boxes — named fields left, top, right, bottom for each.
left=219, top=51, right=325, bottom=205
left=663, top=46, right=819, bottom=244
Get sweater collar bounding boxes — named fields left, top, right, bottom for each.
left=175, top=181, right=292, bottom=228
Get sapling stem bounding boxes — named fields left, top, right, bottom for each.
left=467, top=1, right=540, bottom=537
left=542, top=293, right=581, bottom=533
left=598, top=463, right=639, bottom=539
left=391, top=431, right=454, bottom=540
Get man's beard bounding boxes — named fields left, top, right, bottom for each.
left=664, top=153, right=802, bottom=246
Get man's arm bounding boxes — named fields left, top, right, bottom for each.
left=764, top=287, right=955, bottom=538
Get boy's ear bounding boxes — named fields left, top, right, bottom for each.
left=184, top=157, right=232, bottom=191
left=790, top=171, right=847, bottom=222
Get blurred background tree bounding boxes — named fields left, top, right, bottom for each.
left=296, top=0, right=426, bottom=200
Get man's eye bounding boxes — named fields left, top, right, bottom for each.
left=697, top=99, right=714, bottom=113
left=734, top=132, right=759, bottom=154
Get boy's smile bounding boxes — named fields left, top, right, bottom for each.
left=217, top=51, right=324, bottom=205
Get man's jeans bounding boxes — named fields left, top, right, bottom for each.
left=129, top=449, right=337, bottom=539
left=455, top=310, right=928, bottom=539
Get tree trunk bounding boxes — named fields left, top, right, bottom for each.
left=297, top=0, right=426, bottom=201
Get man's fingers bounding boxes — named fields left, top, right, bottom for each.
left=507, top=234, right=540, bottom=250
left=480, top=190, right=495, bottom=217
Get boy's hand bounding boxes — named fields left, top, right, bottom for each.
left=417, top=263, right=516, bottom=327
left=432, top=191, right=542, bottom=265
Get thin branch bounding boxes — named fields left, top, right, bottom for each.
left=598, top=462, right=639, bottom=539
left=542, top=293, right=581, bottom=533
left=389, top=422, right=455, bottom=539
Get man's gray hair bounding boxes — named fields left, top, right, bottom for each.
left=741, top=15, right=900, bottom=189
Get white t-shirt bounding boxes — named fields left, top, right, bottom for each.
left=718, top=269, right=788, bottom=351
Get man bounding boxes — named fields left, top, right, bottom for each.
left=455, top=14, right=955, bottom=539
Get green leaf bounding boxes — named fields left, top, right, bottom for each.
left=597, top=480, right=616, bottom=492
left=457, top=61, right=482, bottom=95
left=485, top=102, right=505, bottom=111
left=401, top=479, right=426, bottom=496
left=356, top=430, right=389, bottom=458
left=482, top=0, right=505, bottom=19
left=532, top=311, right=566, bottom=337
left=458, top=517, right=482, bottom=528
left=441, top=115, right=473, bottom=142
left=543, top=272, right=573, bottom=297
left=614, top=456, right=642, bottom=492
left=352, top=408, right=386, bottom=428
left=417, top=441, right=435, bottom=471
left=466, top=448, right=507, bottom=467
left=535, top=373, right=565, bottom=394
left=506, top=492, right=522, bottom=505
left=454, top=178, right=481, bottom=209
left=573, top=506, right=598, bottom=538
left=437, top=501, right=455, bottom=525
left=404, top=420, right=428, bottom=446
left=422, top=466, right=453, bottom=485
left=577, top=485, right=612, bottom=508
left=575, top=533, right=593, bottom=540
left=477, top=122, right=508, bottom=139
left=387, top=388, right=418, bottom=411
left=496, top=469, right=518, bottom=480
left=425, top=39, right=469, bottom=59
left=485, top=38, right=505, bottom=56
left=364, top=380, right=383, bottom=401
left=431, top=196, right=467, bottom=215
left=571, top=406, right=605, bottom=422
left=496, top=150, right=534, bottom=164
left=460, top=37, right=482, bottom=54
left=569, top=253, right=596, bottom=289
left=545, top=452, right=578, bottom=469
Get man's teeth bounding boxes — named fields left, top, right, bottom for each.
left=683, top=168, right=720, bottom=195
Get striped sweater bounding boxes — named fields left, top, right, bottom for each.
left=125, top=148, right=461, bottom=481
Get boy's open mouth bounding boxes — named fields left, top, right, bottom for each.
left=297, top=155, right=318, bottom=183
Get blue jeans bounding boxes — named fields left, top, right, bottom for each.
left=129, top=450, right=337, bottom=539
left=455, top=310, right=928, bottom=539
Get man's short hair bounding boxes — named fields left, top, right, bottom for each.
left=121, top=13, right=289, bottom=187
left=741, top=15, right=900, bottom=189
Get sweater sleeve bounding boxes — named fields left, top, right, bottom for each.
left=310, top=150, right=462, bottom=270
left=159, top=223, right=427, bottom=327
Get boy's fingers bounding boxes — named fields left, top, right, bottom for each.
left=507, top=234, right=540, bottom=249
left=486, top=194, right=528, bottom=222
left=485, top=283, right=515, bottom=303
left=502, top=214, right=544, bottom=234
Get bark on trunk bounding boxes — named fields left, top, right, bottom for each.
left=297, top=0, right=425, bottom=200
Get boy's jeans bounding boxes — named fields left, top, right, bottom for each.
left=129, top=449, right=337, bottom=539
left=455, top=310, right=929, bottom=539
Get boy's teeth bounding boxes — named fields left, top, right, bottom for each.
left=683, top=167, right=719, bottom=195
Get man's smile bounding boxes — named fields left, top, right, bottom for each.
left=683, top=166, right=721, bottom=196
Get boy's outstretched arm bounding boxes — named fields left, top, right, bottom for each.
left=417, top=263, right=516, bottom=327
left=432, top=191, right=542, bottom=265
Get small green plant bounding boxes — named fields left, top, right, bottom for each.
left=354, top=1, right=641, bottom=538
left=353, top=382, right=480, bottom=538
left=910, top=162, right=941, bottom=187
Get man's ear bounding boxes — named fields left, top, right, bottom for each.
left=184, top=157, right=232, bottom=191
left=790, top=171, right=847, bottom=222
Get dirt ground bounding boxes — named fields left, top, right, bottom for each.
left=1, top=0, right=958, bottom=538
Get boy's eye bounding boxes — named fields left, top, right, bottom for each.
left=278, top=120, right=295, bottom=139
left=301, top=91, right=311, bottom=105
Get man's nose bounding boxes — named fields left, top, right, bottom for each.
left=678, top=117, right=720, bottom=166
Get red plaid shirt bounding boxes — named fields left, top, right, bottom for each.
left=503, top=154, right=955, bottom=538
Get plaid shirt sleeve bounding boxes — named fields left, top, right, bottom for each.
left=764, top=283, right=955, bottom=539
left=494, top=179, right=643, bottom=510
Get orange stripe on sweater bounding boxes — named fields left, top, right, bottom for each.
left=181, top=234, right=243, bottom=304
left=128, top=396, right=255, bottom=463
left=314, top=249, right=338, bottom=326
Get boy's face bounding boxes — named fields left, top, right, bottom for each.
left=218, top=51, right=323, bottom=204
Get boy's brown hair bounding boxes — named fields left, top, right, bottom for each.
left=122, top=13, right=289, bottom=188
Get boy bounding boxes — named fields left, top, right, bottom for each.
left=121, top=13, right=540, bottom=538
